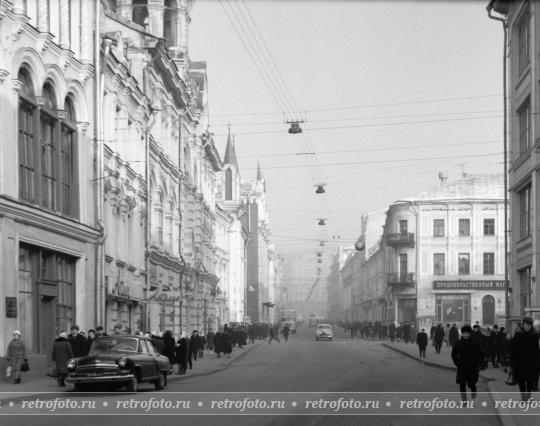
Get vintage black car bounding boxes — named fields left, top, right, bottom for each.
left=66, top=335, right=170, bottom=392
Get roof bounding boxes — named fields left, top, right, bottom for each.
left=399, top=174, right=504, bottom=203
left=223, top=129, right=239, bottom=168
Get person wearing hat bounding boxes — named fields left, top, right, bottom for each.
left=510, top=317, right=540, bottom=401
left=451, top=325, right=484, bottom=402
left=52, top=331, right=74, bottom=387
left=68, top=325, right=87, bottom=357
left=5, top=330, right=28, bottom=384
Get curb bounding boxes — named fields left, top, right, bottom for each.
left=382, top=342, right=516, bottom=426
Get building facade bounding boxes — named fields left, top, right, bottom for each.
left=489, top=0, right=540, bottom=328
left=0, top=0, right=100, bottom=364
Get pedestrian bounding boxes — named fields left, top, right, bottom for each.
left=85, top=329, right=96, bottom=355
left=389, top=322, right=396, bottom=342
left=198, top=331, right=205, bottom=359
left=433, top=323, right=445, bottom=354
left=416, top=328, right=428, bottom=358
left=174, top=332, right=189, bottom=374
left=190, top=330, right=200, bottom=361
left=151, top=331, right=165, bottom=354
left=451, top=325, right=484, bottom=402
left=68, top=325, right=87, bottom=357
left=214, top=328, right=223, bottom=358
left=222, top=330, right=233, bottom=357
left=206, top=328, right=215, bottom=352
left=489, top=325, right=501, bottom=368
left=430, top=321, right=437, bottom=340
left=402, top=321, right=411, bottom=344
left=444, top=323, right=451, bottom=347
left=95, top=325, right=108, bottom=338
left=163, top=330, right=176, bottom=372
left=510, top=317, right=540, bottom=401
left=112, top=324, right=123, bottom=335
left=283, top=323, right=290, bottom=342
left=5, top=330, right=28, bottom=384
left=268, top=324, right=280, bottom=344
left=449, top=323, right=459, bottom=348
left=52, top=331, right=74, bottom=387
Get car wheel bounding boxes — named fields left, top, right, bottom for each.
left=126, top=376, right=139, bottom=392
left=74, top=383, right=85, bottom=392
left=154, top=372, right=166, bottom=390
left=329, top=338, right=332, bottom=341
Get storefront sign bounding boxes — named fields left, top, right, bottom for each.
left=432, top=280, right=505, bottom=290
left=151, top=292, right=181, bottom=302
left=5, top=297, right=17, bottom=318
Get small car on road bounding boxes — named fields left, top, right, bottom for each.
left=66, top=335, right=170, bottom=392
left=315, top=324, right=333, bottom=341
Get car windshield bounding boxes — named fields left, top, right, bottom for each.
left=318, top=325, right=331, bottom=330
left=90, top=337, right=139, bottom=354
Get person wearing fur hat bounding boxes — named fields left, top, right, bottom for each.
left=510, top=317, right=540, bottom=401
left=451, top=325, right=484, bottom=402
left=5, top=330, right=28, bottom=384
left=174, top=332, right=189, bottom=374
left=52, top=331, right=74, bottom=387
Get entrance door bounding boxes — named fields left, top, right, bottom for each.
left=482, top=295, right=495, bottom=325
left=38, top=282, right=59, bottom=356
left=398, top=298, right=417, bottom=322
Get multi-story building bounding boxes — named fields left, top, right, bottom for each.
left=488, top=0, right=540, bottom=328
left=0, top=0, right=100, bottom=367
left=384, top=174, right=506, bottom=329
left=327, top=247, right=349, bottom=322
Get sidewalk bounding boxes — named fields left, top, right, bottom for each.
left=382, top=340, right=537, bottom=426
left=0, top=341, right=262, bottom=400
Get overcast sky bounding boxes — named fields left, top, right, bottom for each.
left=189, top=0, right=504, bottom=257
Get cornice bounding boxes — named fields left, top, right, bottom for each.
left=0, top=196, right=101, bottom=242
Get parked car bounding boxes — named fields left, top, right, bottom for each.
left=315, top=324, right=333, bottom=341
left=66, top=335, right=170, bottom=392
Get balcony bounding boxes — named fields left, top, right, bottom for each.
left=386, top=272, right=416, bottom=287
left=386, top=232, right=415, bottom=248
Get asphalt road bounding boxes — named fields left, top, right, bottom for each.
left=2, top=326, right=500, bottom=426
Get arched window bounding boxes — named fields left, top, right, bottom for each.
left=17, top=71, right=78, bottom=217
left=225, top=168, right=233, bottom=200
left=482, top=295, right=495, bottom=325
left=132, top=0, right=149, bottom=28
left=168, top=200, right=173, bottom=249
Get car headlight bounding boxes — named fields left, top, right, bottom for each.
left=117, top=357, right=128, bottom=368
left=67, top=359, right=77, bottom=369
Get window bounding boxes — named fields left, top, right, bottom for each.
left=519, top=183, right=532, bottom=239
left=436, top=294, right=470, bottom=324
left=458, top=219, right=470, bottom=236
left=167, top=201, right=173, bottom=249
left=433, top=219, right=445, bottom=237
left=399, top=220, right=408, bottom=234
left=519, top=266, right=532, bottom=312
left=483, top=253, right=495, bottom=275
left=433, top=253, right=445, bottom=275
left=157, top=193, right=163, bottom=245
left=482, top=295, right=495, bottom=325
left=17, top=70, right=78, bottom=217
left=517, top=8, right=530, bottom=75
left=458, top=253, right=470, bottom=275
left=399, top=253, right=408, bottom=281
left=518, top=98, right=531, bottom=154
left=225, top=168, right=233, bottom=200
left=484, top=219, right=495, bottom=236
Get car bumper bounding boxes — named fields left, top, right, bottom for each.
left=66, top=374, right=134, bottom=384
left=316, top=335, right=332, bottom=339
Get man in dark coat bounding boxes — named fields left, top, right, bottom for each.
left=214, top=329, right=223, bottom=358
left=85, top=329, right=96, bottom=355
left=433, top=323, right=445, bottom=354
left=206, top=329, right=215, bottom=351
left=430, top=322, right=437, bottom=340
left=402, top=322, right=411, bottom=344
left=389, top=322, right=396, bottom=342
left=163, top=330, right=176, bottom=371
left=283, top=324, right=290, bottom=342
left=68, top=325, right=87, bottom=357
left=151, top=331, right=165, bottom=354
left=416, top=328, right=428, bottom=358
left=510, top=317, right=540, bottom=401
left=489, top=325, right=501, bottom=368
left=190, top=331, right=200, bottom=361
left=449, top=324, right=459, bottom=348
left=451, top=325, right=484, bottom=402
left=52, top=331, right=74, bottom=387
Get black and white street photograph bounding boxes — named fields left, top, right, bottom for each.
left=1, top=0, right=540, bottom=425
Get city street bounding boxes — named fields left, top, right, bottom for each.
left=2, top=327, right=499, bottom=426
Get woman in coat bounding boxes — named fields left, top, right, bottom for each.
left=52, top=331, right=74, bottom=387
left=174, top=332, right=189, bottom=374
left=434, top=323, right=445, bottom=354
left=162, top=330, right=176, bottom=371
left=5, top=330, right=28, bottom=384
left=222, top=331, right=233, bottom=358
left=451, top=325, right=484, bottom=402
left=214, top=329, right=223, bottom=358
left=510, top=317, right=540, bottom=401
left=449, top=324, right=459, bottom=348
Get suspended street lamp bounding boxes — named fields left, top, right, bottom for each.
left=318, top=219, right=326, bottom=226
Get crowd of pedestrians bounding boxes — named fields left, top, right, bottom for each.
left=4, top=321, right=291, bottom=387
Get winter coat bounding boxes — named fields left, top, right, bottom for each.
left=151, top=336, right=165, bottom=355
left=449, top=326, right=459, bottom=348
left=6, top=338, right=28, bottom=370
left=190, top=334, right=200, bottom=355
left=85, top=337, right=96, bottom=355
left=416, top=332, right=428, bottom=350
left=174, top=338, right=189, bottom=366
left=388, top=323, right=396, bottom=338
left=68, top=333, right=87, bottom=357
left=222, top=332, right=233, bottom=354
left=52, top=337, right=74, bottom=375
left=510, top=329, right=540, bottom=382
left=206, top=331, right=215, bottom=349
left=163, top=332, right=176, bottom=363
left=214, top=332, right=223, bottom=353
left=434, top=326, right=445, bottom=344
left=451, top=337, right=484, bottom=385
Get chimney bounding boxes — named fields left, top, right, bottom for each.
left=438, top=172, right=448, bottom=185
